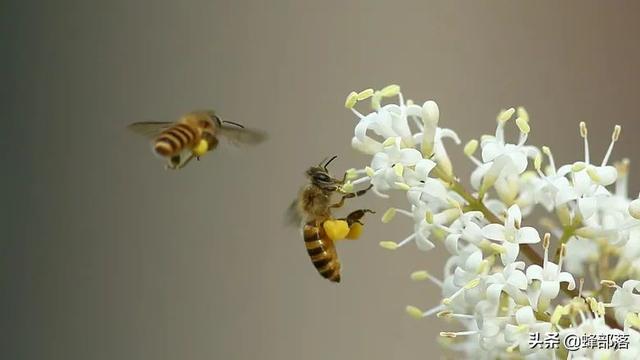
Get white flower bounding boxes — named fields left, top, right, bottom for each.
left=368, top=137, right=422, bottom=193
left=607, top=280, right=640, bottom=325
left=504, top=306, right=552, bottom=355
left=482, top=205, right=541, bottom=265
left=486, top=261, right=529, bottom=306
left=526, top=240, right=575, bottom=312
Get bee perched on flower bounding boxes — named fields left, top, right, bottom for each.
left=340, top=84, right=640, bottom=358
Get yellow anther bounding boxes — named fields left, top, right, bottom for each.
left=381, top=208, right=397, bottom=223
left=490, top=243, right=506, bottom=254
left=340, top=182, right=354, bottom=193
left=515, top=117, right=530, bottom=134
left=580, top=121, right=588, bottom=137
left=323, top=220, right=350, bottom=241
left=464, top=278, right=480, bottom=289
left=394, top=182, right=411, bottom=191
left=345, top=91, right=359, bottom=109
left=345, top=168, right=359, bottom=180
left=543, top=233, right=551, bottom=250
left=534, top=153, right=543, bottom=171
left=405, top=305, right=423, bottom=319
left=424, top=210, right=434, bottom=224
left=497, top=107, right=515, bottom=123
left=394, top=163, right=404, bottom=177
left=612, top=125, right=621, bottom=141
left=586, top=167, right=600, bottom=183
left=371, top=91, right=382, bottom=110
left=192, top=139, right=209, bottom=156
left=463, top=139, right=478, bottom=156
left=380, top=84, right=401, bottom=97
left=382, top=137, right=397, bottom=147
left=542, top=146, right=552, bottom=156
left=625, top=313, right=640, bottom=329
left=600, top=279, right=618, bottom=288
left=365, top=166, right=375, bottom=177
left=442, top=298, right=452, bottom=305
left=379, top=241, right=399, bottom=250
left=436, top=310, right=452, bottom=319
left=410, top=270, right=429, bottom=281
left=550, top=305, right=568, bottom=325
left=572, top=162, right=587, bottom=172
left=357, top=88, right=374, bottom=101
left=439, top=332, right=457, bottom=338
left=517, top=106, right=529, bottom=123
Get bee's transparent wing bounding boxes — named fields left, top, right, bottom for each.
left=127, top=122, right=173, bottom=139
left=284, top=198, right=303, bottom=227
left=218, top=124, right=267, bottom=146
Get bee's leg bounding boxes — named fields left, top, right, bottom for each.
left=330, top=184, right=373, bottom=209
left=165, top=155, right=181, bottom=170
left=176, top=154, right=196, bottom=169
left=342, top=209, right=376, bottom=226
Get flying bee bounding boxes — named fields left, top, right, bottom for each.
left=128, top=110, right=266, bottom=169
left=287, top=156, right=374, bottom=283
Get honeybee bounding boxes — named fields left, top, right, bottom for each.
left=287, top=156, right=374, bottom=283
left=128, top=110, right=266, bottom=169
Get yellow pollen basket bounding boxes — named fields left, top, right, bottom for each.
left=192, top=139, right=209, bottom=157
left=323, top=220, right=350, bottom=241
left=346, top=222, right=363, bottom=240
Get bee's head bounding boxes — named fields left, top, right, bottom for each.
left=306, top=155, right=342, bottom=191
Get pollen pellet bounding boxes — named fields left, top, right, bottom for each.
left=323, top=220, right=350, bottom=241
left=192, top=139, right=209, bottom=156
left=346, top=222, right=363, bottom=240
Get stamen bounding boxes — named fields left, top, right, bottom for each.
left=440, top=330, right=478, bottom=338
left=497, top=107, right=516, bottom=123
left=345, top=91, right=358, bottom=109
left=379, top=241, right=399, bottom=250
left=542, top=233, right=550, bottom=268
left=394, top=163, right=404, bottom=177
left=600, top=279, right=618, bottom=288
left=578, top=278, right=585, bottom=298
left=601, top=125, right=622, bottom=166
left=381, top=208, right=396, bottom=223
left=442, top=278, right=480, bottom=305
left=516, top=117, right=530, bottom=134
left=356, top=88, right=374, bottom=101
left=463, top=139, right=478, bottom=156
left=394, top=182, right=411, bottom=191
left=557, top=243, right=566, bottom=275
left=580, top=122, right=590, bottom=164
left=380, top=84, right=400, bottom=98
left=410, top=270, right=443, bottom=287
left=405, top=305, right=423, bottom=319
left=542, top=146, right=557, bottom=174
left=534, top=153, right=543, bottom=171
left=365, top=166, right=375, bottom=177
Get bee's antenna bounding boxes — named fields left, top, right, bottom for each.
left=323, top=155, right=338, bottom=170
left=222, top=120, right=245, bottom=129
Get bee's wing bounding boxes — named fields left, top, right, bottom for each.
left=127, top=122, right=174, bottom=139
left=284, top=198, right=303, bottom=227
left=217, top=124, right=267, bottom=146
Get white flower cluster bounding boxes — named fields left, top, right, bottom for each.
left=342, top=85, right=640, bottom=359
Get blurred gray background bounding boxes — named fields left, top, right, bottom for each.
left=3, top=1, right=640, bottom=359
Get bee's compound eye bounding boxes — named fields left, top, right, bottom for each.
left=315, top=173, right=331, bottom=182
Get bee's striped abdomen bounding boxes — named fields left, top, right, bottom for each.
left=303, top=221, right=341, bottom=283
left=153, top=123, right=198, bottom=157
